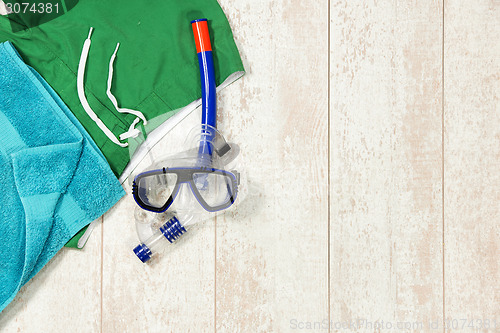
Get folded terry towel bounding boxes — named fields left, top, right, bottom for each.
left=0, top=41, right=125, bottom=312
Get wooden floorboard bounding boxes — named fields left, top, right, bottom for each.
left=329, top=1, right=444, bottom=330
left=444, top=0, right=499, bottom=330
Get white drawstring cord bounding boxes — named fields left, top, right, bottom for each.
left=77, top=27, right=128, bottom=147
left=119, top=117, right=142, bottom=141
left=107, top=43, right=148, bottom=125
left=77, top=27, right=148, bottom=147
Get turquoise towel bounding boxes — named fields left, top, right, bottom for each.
left=0, top=41, right=125, bottom=312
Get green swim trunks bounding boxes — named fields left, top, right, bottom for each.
left=0, top=0, right=244, bottom=177
left=0, top=0, right=244, bottom=247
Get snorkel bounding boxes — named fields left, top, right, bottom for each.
left=132, top=19, right=244, bottom=263
left=192, top=19, right=217, bottom=164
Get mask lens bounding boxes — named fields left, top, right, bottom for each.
left=137, top=173, right=177, bottom=209
left=193, top=171, right=236, bottom=210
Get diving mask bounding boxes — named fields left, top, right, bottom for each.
left=132, top=125, right=243, bottom=216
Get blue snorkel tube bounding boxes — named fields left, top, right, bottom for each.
left=192, top=19, right=217, bottom=164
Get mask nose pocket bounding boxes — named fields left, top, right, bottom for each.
left=173, top=182, right=197, bottom=209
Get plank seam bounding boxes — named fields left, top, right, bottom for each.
left=100, top=216, right=104, bottom=333
left=327, top=1, right=331, bottom=332
left=214, top=215, right=217, bottom=333
left=442, top=0, right=446, bottom=331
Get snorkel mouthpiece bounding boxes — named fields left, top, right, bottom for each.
left=133, top=216, right=187, bottom=263
left=133, top=243, right=152, bottom=263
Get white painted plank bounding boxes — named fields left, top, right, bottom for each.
left=215, top=0, right=329, bottom=332
left=330, top=1, right=444, bottom=329
left=101, top=110, right=217, bottom=332
left=444, top=0, right=500, bottom=328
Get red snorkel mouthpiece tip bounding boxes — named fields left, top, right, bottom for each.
left=191, top=18, right=212, bottom=53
